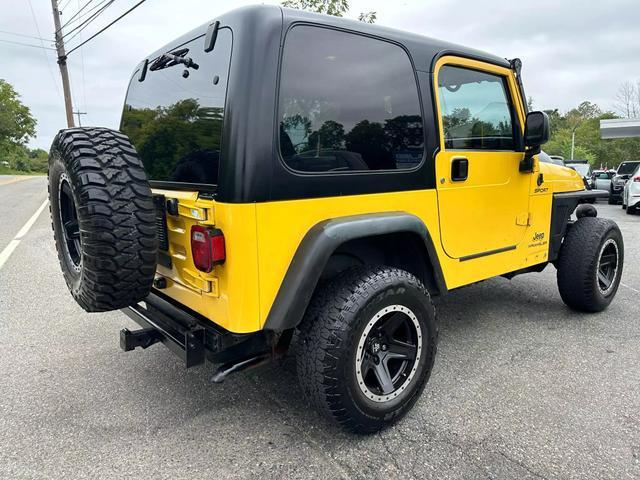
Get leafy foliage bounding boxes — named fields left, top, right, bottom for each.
left=282, top=0, right=349, bottom=16
left=282, top=0, right=376, bottom=23
left=121, top=99, right=223, bottom=182
left=542, top=101, right=640, bottom=168
left=0, top=79, right=45, bottom=172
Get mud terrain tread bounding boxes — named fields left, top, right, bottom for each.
left=556, top=217, right=623, bottom=312
left=48, top=127, right=157, bottom=312
left=296, top=266, right=437, bottom=433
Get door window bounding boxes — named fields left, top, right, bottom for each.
left=438, top=66, right=516, bottom=150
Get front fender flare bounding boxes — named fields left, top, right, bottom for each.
left=263, top=212, right=446, bottom=331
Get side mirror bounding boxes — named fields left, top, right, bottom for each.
left=524, top=111, right=550, bottom=148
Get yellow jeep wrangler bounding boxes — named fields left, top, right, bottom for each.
left=48, top=5, right=623, bottom=433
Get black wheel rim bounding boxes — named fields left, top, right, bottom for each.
left=58, top=175, right=82, bottom=271
left=356, top=305, right=422, bottom=403
left=597, top=238, right=619, bottom=295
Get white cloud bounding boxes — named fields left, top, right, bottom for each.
left=2, top=0, right=639, bottom=150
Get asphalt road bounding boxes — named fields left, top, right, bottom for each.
left=1, top=175, right=639, bottom=480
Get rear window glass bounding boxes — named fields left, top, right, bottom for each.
left=617, top=162, right=640, bottom=175
left=278, top=26, right=424, bottom=173
left=120, top=28, right=232, bottom=187
left=567, top=163, right=590, bottom=176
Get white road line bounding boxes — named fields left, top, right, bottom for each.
left=15, top=200, right=49, bottom=239
left=621, top=282, right=640, bottom=294
left=0, top=240, right=21, bottom=270
left=0, top=199, right=49, bottom=271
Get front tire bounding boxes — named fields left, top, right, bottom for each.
left=556, top=217, right=623, bottom=312
left=296, top=266, right=438, bottom=434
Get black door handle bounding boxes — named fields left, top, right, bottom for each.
left=451, top=157, right=469, bottom=181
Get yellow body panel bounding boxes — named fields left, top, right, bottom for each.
left=151, top=57, right=586, bottom=334
left=152, top=189, right=261, bottom=333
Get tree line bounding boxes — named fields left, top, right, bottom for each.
left=0, top=79, right=48, bottom=174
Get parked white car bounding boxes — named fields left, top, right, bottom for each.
left=623, top=164, right=640, bottom=214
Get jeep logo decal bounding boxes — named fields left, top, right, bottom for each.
left=533, top=232, right=545, bottom=241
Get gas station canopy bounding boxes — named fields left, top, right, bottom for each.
left=600, top=118, right=640, bottom=139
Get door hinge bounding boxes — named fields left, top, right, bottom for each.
left=516, top=212, right=531, bottom=226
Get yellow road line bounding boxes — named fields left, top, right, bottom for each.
left=0, top=176, right=40, bottom=186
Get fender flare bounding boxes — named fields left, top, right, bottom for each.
left=548, top=190, right=608, bottom=262
left=263, top=212, right=447, bottom=331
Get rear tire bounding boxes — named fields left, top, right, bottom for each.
left=296, top=266, right=438, bottom=434
left=48, top=127, right=158, bottom=312
left=556, top=217, right=623, bottom=312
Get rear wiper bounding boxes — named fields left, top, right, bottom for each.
left=149, top=49, right=199, bottom=72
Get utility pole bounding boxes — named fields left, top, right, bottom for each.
left=73, top=110, right=87, bottom=126
left=51, top=0, right=75, bottom=127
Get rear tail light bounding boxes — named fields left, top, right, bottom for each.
left=190, top=226, right=225, bottom=272
left=634, top=176, right=640, bottom=182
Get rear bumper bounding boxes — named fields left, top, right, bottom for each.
left=120, top=292, right=259, bottom=368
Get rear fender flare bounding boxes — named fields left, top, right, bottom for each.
left=263, top=212, right=446, bottom=331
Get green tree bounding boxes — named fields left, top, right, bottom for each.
left=543, top=101, right=640, bottom=169
left=0, top=79, right=37, bottom=169
left=282, top=0, right=376, bottom=23
left=0, top=80, right=36, bottom=147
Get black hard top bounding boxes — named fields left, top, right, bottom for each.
left=147, top=4, right=510, bottom=72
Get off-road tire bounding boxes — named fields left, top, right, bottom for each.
left=556, top=217, right=623, bottom=312
left=296, top=266, right=438, bottom=434
left=48, top=127, right=157, bottom=312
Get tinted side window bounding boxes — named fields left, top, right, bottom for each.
left=120, top=28, right=232, bottom=186
left=438, top=66, right=515, bottom=150
left=278, top=26, right=423, bottom=173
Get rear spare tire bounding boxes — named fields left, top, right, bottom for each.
left=48, top=127, right=157, bottom=312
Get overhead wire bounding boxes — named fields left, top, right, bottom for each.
left=77, top=0, right=89, bottom=118
left=0, top=38, right=55, bottom=50
left=66, top=0, right=147, bottom=56
left=0, top=29, right=50, bottom=43
left=61, top=0, right=114, bottom=41
left=59, top=0, right=74, bottom=12
left=59, top=0, right=109, bottom=31
left=26, top=0, right=63, bottom=99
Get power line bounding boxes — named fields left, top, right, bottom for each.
left=0, top=29, right=50, bottom=42
left=66, top=0, right=147, bottom=56
left=76, top=0, right=88, bottom=116
left=62, top=0, right=114, bottom=44
left=0, top=38, right=55, bottom=50
left=60, top=0, right=96, bottom=29
left=27, top=0, right=63, bottom=101
left=60, top=0, right=108, bottom=31
left=59, top=0, right=74, bottom=12
left=61, top=0, right=114, bottom=40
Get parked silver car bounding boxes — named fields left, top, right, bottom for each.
left=592, top=170, right=615, bottom=192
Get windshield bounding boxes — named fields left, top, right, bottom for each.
left=567, top=163, right=590, bottom=176
left=617, top=162, right=640, bottom=175
left=120, top=28, right=232, bottom=188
